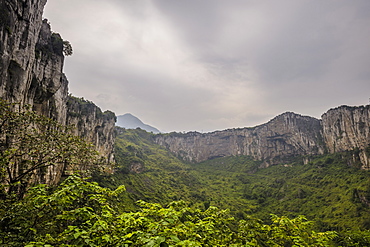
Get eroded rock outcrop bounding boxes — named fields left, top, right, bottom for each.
left=1, top=1, right=50, bottom=106
left=67, top=96, right=116, bottom=166
left=0, top=0, right=116, bottom=184
left=155, top=106, right=370, bottom=169
left=155, top=112, right=325, bottom=166
left=322, top=105, right=370, bottom=169
left=322, top=105, right=370, bottom=152
left=0, top=1, right=67, bottom=123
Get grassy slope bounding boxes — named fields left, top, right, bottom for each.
left=194, top=154, right=370, bottom=231
left=97, top=128, right=206, bottom=211
left=100, top=128, right=370, bottom=231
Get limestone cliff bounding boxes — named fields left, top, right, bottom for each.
left=322, top=105, right=370, bottom=169
left=0, top=0, right=66, bottom=122
left=0, top=0, right=116, bottom=183
left=155, top=107, right=370, bottom=169
left=155, top=112, right=325, bottom=166
left=67, top=96, right=116, bottom=165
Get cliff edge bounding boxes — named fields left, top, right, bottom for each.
left=0, top=0, right=116, bottom=184
left=155, top=112, right=325, bottom=167
left=155, top=106, right=370, bottom=169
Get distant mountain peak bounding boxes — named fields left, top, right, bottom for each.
left=116, top=113, right=160, bottom=134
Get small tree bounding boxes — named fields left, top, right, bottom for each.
left=63, top=40, right=73, bottom=56
left=0, top=99, right=102, bottom=198
left=0, top=175, right=126, bottom=246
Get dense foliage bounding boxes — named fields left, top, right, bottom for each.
left=1, top=175, right=338, bottom=246
left=1, top=103, right=370, bottom=246
left=192, top=153, right=370, bottom=230
left=110, top=129, right=370, bottom=230
left=109, top=128, right=370, bottom=245
left=104, top=128, right=203, bottom=210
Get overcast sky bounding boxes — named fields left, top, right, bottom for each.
left=44, top=0, right=370, bottom=133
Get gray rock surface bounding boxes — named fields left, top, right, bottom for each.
left=155, top=107, right=370, bottom=169
left=155, top=112, right=324, bottom=166
left=322, top=105, right=370, bottom=169
left=0, top=0, right=116, bottom=184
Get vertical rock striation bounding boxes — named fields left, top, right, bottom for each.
left=0, top=0, right=66, bottom=123
left=155, top=106, right=370, bottom=169
left=1, top=0, right=48, bottom=106
left=66, top=96, right=116, bottom=165
left=155, top=112, right=325, bottom=166
left=0, top=0, right=116, bottom=184
left=322, top=105, right=370, bottom=152
left=322, top=105, right=370, bottom=169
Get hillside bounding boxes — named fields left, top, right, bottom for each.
left=193, top=153, right=370, bottom=231
left=96, top=127, right=204, bottom=210
left=101, top=127, right=370, bottom=232
left=1, top=0, right=370, bottom=245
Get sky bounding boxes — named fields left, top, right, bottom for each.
left=44, top=0, right=370, bottom=133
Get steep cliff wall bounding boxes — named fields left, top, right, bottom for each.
left=155, top=106, right=370, bottom=169
left=155, top=112, right=325, bottom=166
left=0, top=0, right=67, bottom=123
left=67, top=96, right=116, bottom=165
left=1, top=1, right=45, bottom=102
left=322, top=105, right=370, bottom=152
left=0, top=0, right=116, bottom=183
left=322, top=105, right=370, bottom=169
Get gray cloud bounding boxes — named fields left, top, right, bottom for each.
left=44, top=0, right=370, bottom=132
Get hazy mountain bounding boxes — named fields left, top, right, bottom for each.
left=116, top=113, right=160, bottom=133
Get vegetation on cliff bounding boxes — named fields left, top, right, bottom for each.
left=2, top=108, right=368, bottom=245
left=1, top=0, right=369, bottom=245
left=0, top=99, right=103, bottom=198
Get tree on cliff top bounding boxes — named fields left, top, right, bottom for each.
left=62, top=40, right=73, bottom=56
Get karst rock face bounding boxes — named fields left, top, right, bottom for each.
left=322, top=105, right=370, bottom=169
left=66, top=96, right=116, bottom=166
left=1, top=0, right=369, bottom=186
left=155, top=107, right=370, bottom=169
left=0, top=0, right=116, bottom=184
left=155, top=112, right=325, bottom=166
left=0, top=0, right=60, bottom=117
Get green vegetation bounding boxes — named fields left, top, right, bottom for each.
left=1, top=100, right=370, bottom=245
left=110, top=128, right=370, bottom=231
left=35, top=21, right=73, bottom=58
left=0, top=99, right=102, bottom=199
left=193, top=153, right=370, bottom=231
left=0, top=175, right=337, bottom=246
left=98, top=128, right=203, bottom=210
left=67, top=95, right=116, bottom=121
left=106, top=128, right=370, bottom=245
left=62, top=40, right=73, bottom=56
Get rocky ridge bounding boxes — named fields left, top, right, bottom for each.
left=1, top=0, right=369, bottom=190
left=155, top=106, right=370, bottom=169
left=0, top=0, right=116, bottom=184
left=155, top=112, right=324, bottom=167
left=67, top=96, right=116, bottom=164
left=322, top=105, right=370, bottom=169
